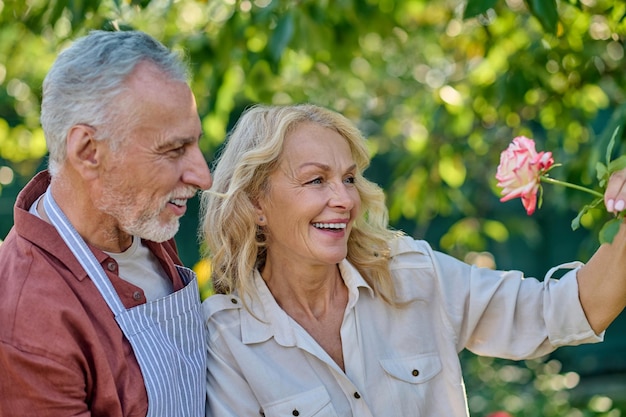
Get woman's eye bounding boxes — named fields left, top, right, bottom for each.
left=344, top=176, right=356, bottom=184
left=306, top=177, right=323, bottom=185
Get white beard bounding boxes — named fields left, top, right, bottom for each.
left=95, top=180, right=193, bottom=243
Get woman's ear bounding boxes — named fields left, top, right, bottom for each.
left=252, top=198, right=267, bottom=226
left=65, top=124, right=102, bottom=181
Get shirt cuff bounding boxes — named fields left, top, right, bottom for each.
left=543, top=263, right=604, bottom=347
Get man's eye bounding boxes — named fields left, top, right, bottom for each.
left=169, top=146, right=186, bottom=156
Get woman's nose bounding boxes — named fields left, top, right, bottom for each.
left=329, top=183, right=355, bottom=210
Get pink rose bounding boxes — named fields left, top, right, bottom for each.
left=496, top=136, right=554, bottom=215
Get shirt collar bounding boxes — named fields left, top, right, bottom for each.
left=338, top=259, right=374, bottom=310
left=238, top=270, right=291, bottom=346
left=240, top=259, right=374, bottom=345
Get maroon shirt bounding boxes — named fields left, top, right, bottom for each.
left=0, top=171, right=185, bottom=417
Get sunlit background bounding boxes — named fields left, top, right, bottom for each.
left=1, top=0, right=625, bottom=415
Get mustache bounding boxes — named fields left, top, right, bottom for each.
left=167, top=186, right=201, bottom=201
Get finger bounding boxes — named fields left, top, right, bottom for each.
left=605, top=169, right=626, bottom=213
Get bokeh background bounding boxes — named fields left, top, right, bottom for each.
left=0, top=0, right=625, bottom=415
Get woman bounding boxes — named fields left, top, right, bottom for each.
left=200, top=104, right=626, bottom=417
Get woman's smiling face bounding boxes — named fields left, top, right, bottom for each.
left=256, top=121, right=362, bottom=269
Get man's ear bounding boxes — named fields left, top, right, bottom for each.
left=65, top=124, right=102, bottom=180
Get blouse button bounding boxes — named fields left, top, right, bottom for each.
left=106, top=261, right=116, bottom=271
left=412, top=369, right=420, bottom=377
left=231, top=298, right=238, bottom=304
left=132, top=291, right=142, bottom=301
left=354, top=392, right=361, bottom=399
left=292, top=410, right=299, bottom=416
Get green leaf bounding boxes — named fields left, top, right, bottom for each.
left=463, top=0, right=498, bottom=19
left=599, top=218, right=622, bottom=244
left=524, top=0, right=559, bottom=34
left=571, top=209, right=584, bottom=231
left=608, top=155, right=626, bottom=173
left=596, top=161, right=608, bottom=184
left=606, top=125, right=620, bottom=164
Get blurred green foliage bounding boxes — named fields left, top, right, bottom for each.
left=1, top=0, right=625, bottom=414
left=3, top=0, right=626, bottom=261
left=462, top=351, right=626, bottom=416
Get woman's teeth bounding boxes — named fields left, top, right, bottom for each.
left=313, top=223, right=346, bottom=229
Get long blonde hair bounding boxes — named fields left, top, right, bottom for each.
left=200, top=104, right=402, bottom=304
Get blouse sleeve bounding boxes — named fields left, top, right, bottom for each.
left=429, top=247, right=602, bottom=359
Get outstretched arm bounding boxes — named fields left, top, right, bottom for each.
left=577, top=169, right=626, bottom=333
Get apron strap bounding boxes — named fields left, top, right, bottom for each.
left=43, top=187, right=126, bottom=315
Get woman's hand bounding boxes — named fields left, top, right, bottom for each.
left=604, top=168, right=626, bottom=213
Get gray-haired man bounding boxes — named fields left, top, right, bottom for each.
left=0, top=30, right=212, bottom=417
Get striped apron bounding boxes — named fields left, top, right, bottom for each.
left=43, top=188, right=206, bottom=417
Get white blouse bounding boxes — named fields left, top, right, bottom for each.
left=203, top=236, right=601, bottom=417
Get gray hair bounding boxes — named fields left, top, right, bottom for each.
left=40, top=30, right=189, bottom=176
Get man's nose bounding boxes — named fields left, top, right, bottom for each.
left=184, top=147, right=213, bottom=191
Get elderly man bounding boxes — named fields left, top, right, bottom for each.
left=0, top=30, right=212, bottom=417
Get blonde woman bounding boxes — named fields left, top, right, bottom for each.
left=201, top=103, right=626, bottom=417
